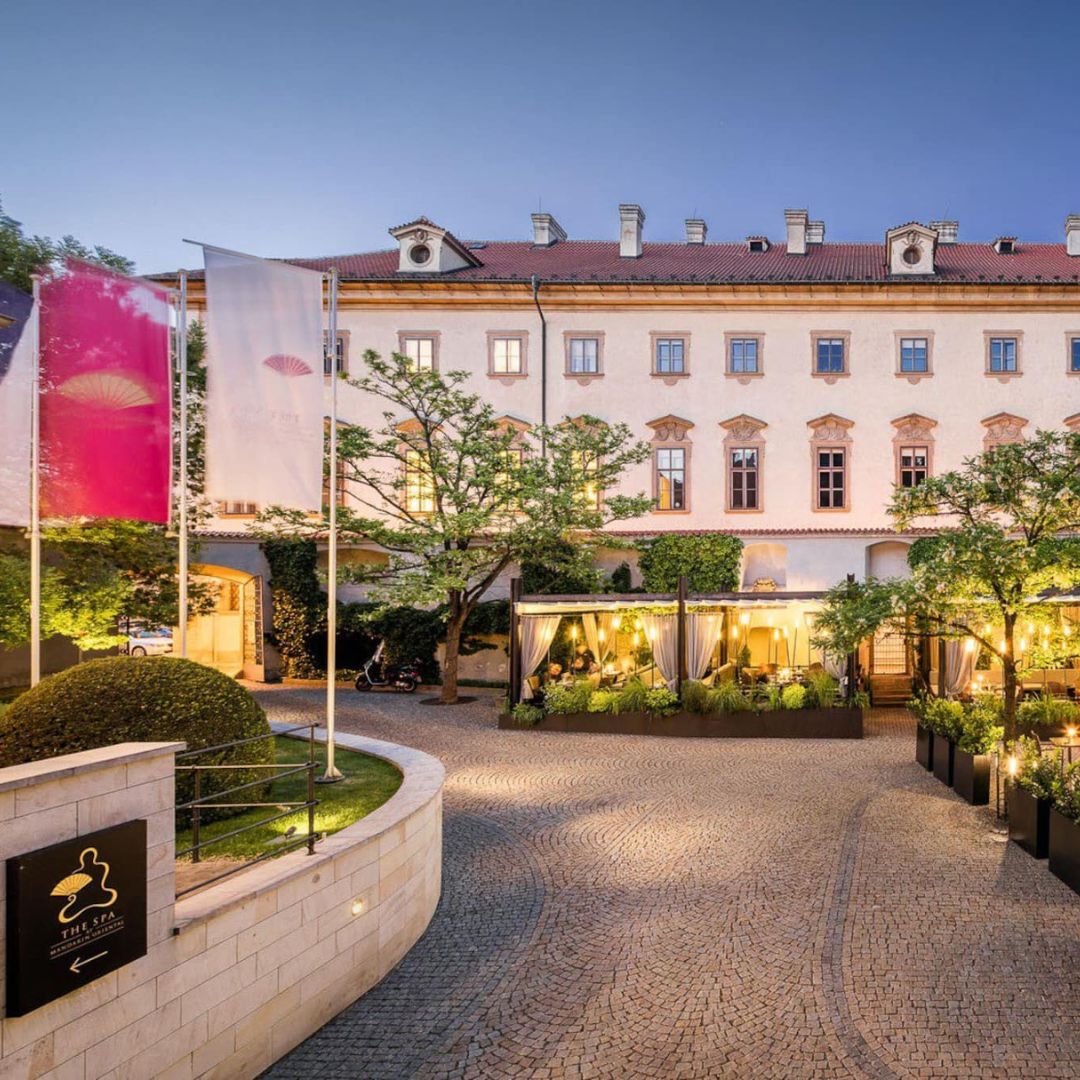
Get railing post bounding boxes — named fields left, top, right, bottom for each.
left=192, top=769, right=201, bottom=864
left=676, top=575, right=688, bottom=697
left=307, top=725, right=316, bottom=855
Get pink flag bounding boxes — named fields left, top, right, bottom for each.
left=39, top=260, right=171, bottom=523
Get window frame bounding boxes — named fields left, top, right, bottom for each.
left=397, top=331, right=440, bottom=373
left=807, top=414, right=853, bottom=513
left=719, top=414, right=767, bottom=513
left=894, top=331, right=934, bottom=382
left=810, top=331, right=851, bottom=380
left=1067, top=332, right=1080, bottom=376
left=815, top=447, right=848, bottom=511
left=654, top=445, right=688, bottom=512
left=563, top=332, right=605, bottom=380
left=724, top=332, right=764, bottom=381
left=983, top=331, right=1023, bottom=380
left=649, top=332, right=690, bottom=378
left=897, top=443, right=930, bottom=489
left=486, top=331, right=528, bottom=378
left=323, top=330, right=350, bottom=377
left=728, top=446, right=761, bottom=512
left=404, top=448, right=436, bottom=515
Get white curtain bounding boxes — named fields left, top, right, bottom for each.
left=686, top=613, right=720, bottom=680
left=520, top=615, right=561, bottom=699
left=583, top=612, right=618, bottom=664
left=944, top=639, right=976, bottom=696
left=822, top=652, right=846, bottom=679
left=639, top=613, right=679, bottom=689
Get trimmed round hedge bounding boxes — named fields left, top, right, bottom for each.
left=0, top=657, right=274, bottom=823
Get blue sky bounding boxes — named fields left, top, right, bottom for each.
left=3, top=0, right=1080, bottom=273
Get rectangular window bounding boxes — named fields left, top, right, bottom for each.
left=323, top=333, right=346, bottom=376
left=322, top=461, right=346, bottom=508
left=215, top=501, right=257, bottom=516
left=899, top=337, right=928, bottom=373
left=815, top=338, right=845, bottom=374
left=572, top=449, right=600, bottom=508
left=816, top=448, right=846, bottom=509
left=402, top=337, right=435, bottom=372
left=492, top=337, right=523, bottom=374
left=899, top=445, right=928, bottom=488
left=989, top=337, right=1017, bottom=373
left=655, top=338, right=685, bottom=374
left=569, top=338, right=599, bottom=374
left=1072, top=337, right=1080, bottom=372
left=729, top=448, right=758, bottom=510
left=730, top=338, right=759, bottom=374
left=405, top=450, right=435, bottom=514
left=655, top=448, right=686, bottom=510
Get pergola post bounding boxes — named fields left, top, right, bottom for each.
left=509, top=576, right=522, bottom=705
left=677, top=575, right=688, bottom=696
left=937, top=637, right=947, bottom=699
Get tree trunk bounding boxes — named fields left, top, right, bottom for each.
left=441, top=609, right=465, bottom=705
left=1002, top=612, right=1018, bottom=744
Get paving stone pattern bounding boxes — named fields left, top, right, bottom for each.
left=258, top=692, right=1080, bottom=1079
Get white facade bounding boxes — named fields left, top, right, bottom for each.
left=183, top=208, right=1080, bottom=595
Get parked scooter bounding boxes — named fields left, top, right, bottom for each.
left=354, top=641, right=422, bottom=693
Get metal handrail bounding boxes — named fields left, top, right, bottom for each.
left=174, top=723, right=321, bottom=898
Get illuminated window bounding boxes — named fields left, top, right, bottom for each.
left=491, top=337, right=523, bottom=374
left=402, top=337, right=436, bottom=372
left=405, top=450, right=435, bottom=513
left=573, top=450, right=600, bottom=509
left=655, top=447, right=685, bottom=510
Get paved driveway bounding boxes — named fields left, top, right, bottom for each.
left=259, top=690, right=1080, bottom=1079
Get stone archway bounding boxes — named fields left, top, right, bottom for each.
left=185, top=563, right=265, bottom=680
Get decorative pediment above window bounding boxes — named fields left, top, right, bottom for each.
left=394, top=417, right=426, bottom=436
left=646, top=414, right=694, bottom=442
left=719, top=414, right=767, bottom=442
left=891, top=413, right=938, bottom=441
left=389, top=217, right=482, bottom=274
left=807, top=413, right=854, bottom=442
left=1065, top=412, right=1080, bottom=431
left=885, top=222, right=937, bottom=276
left=494, top=414, right=532, bottom=445
left=981, top=411, right=1028, bottom=449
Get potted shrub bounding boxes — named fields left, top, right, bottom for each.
left=952, top=697, right=1003, bottom=805
left=1009, top=736, right=1061, bottom=858
left=910, top=696, right=933, bottom=770
left=1049, top=764, right=1080, bottom=896
left=927, top=698, right=964, bottom=786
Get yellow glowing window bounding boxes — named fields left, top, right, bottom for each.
left=573, top=450, right=600, bottom=509
left=405, top=450, right=435, bottom=513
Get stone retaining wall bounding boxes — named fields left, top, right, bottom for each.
left=0, top=729, right=444, bottom=1079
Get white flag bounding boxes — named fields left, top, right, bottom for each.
left=203, top=247, right=325, bottom=511
left=0, top=309, right=34, bottom=527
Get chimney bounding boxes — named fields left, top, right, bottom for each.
left=930, top=220, right=958, bottom=244
left=1067, top=215, right=1080, bottom=256
left=685, top=218, right=707, bottom=245
left=531, top=212, right=566, bottom=247
left=785, top=209, right=809, bottom=255
left=619, top=204, right=645, bottom=258
left=806, top=220, right=825, bottom=245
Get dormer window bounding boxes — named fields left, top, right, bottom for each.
left=389, top=217, right=482, bottom=274
left=885, top=222, right=937, bottom=276
left=408, top=243, right=432, bottom=267
left=993, top=237, right=1016, bottom=255
left=746, top=237, right=769, bottom=253
left=902, top=245, right=921, bottom=266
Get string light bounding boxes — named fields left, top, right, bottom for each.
left=964, top=637, right=976, bottom=653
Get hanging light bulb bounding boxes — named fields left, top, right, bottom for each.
left=570, top=624, right=578, bottom=641
left=1006, top=755, right=1019, bottom=778
left=964, top=637, right=976, bottom=654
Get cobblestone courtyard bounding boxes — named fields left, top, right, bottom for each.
left=259, top=691, right=1080, bottom=1079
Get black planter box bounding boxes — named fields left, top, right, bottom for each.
left=1009, top=784, right=1051, bottom=858
left=499, top=708, right=864, bottom=739
left=1049, top=808, right=1080, bottom=896
left=931, top=734, right=955, bottom=786
left=916, top=725, right=933, bottom=770
left=952, top=747, right=991, bottom=805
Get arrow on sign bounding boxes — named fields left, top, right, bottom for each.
left=69, top=951, right=108, bottom=974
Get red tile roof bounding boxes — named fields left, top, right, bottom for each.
left=163, top=240, right=1080, bottom=286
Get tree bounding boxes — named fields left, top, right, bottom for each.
left=637, top=533, right=744, bottom=592
left=812, top=431, right=1080, bottom=740
left=260, top=351, right=653, bottom=703
left=0, top=198, right=133, bottom=292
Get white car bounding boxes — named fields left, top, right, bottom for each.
left=125, top=628, right=173, bottom=657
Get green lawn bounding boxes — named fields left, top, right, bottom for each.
left=176, top=735, right=402, bottom=862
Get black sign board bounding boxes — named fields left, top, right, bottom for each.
left=6, top=820, right=147, bottom=1016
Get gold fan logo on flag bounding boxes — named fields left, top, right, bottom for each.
left=51, top=847, right=118, bottom=924
left=262, top=353, right=314, bottom=377
left=54, top=373, right=156, bottom=410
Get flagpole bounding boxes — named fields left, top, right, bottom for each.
left=29, top=275, right=42, bottom=687
left=177, top=271, right=189, bottom=658
left=321, top=267, right=342, bottom=783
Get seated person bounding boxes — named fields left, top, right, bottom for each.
left=570, top=644, right=597, bottom=674
left=545, top=662, right=563, bottom=684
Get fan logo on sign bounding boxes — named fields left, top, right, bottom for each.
left=262, top=354, right=313, bottom=377
left=51, top=846, right=118, bottom=926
